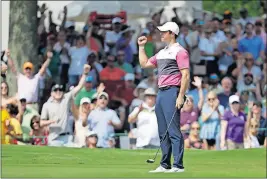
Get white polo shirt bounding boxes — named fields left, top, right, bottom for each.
left=129, top=103, right=160, bottom=148
left=199, top=37, right=217, bottom=61
left=17, top=73, right=41, bottom=103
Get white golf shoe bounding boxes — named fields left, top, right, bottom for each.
left=149, top=166, right=170, bottom=173
left=164, top=167, right=185, bottom=173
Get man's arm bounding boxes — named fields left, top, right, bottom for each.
left=39, top=52, right=52, bottom=76
left=71, top=64, right=91, bottom=96
left=179, top=68, right=190, bottom=97
left=138, top=36, right=156, bottom=68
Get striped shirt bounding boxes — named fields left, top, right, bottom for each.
left=148, top=43, right=189, bottom=87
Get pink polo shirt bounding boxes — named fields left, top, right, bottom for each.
left=149, top=43, right=189, bottom=87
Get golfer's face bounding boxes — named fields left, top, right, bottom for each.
left=160, top=31, right=171, bottom=42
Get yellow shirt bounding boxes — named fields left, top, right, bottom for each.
left=5, top=118, right=23, bottom=144
left=1, top=109, right=10, bottom=144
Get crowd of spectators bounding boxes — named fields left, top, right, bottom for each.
left=1, top=4, right=266, bottom=150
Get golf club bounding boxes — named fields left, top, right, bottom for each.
left=146, top=96, right=187, bottom=164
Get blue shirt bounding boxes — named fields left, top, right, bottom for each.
left=238, top=36, right=265, bottom=60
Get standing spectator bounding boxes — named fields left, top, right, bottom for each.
left=181, top=76, right=204, bottom=138
left=244, top=119, right=260, bottom=149
left=88, top=92, right=122, bottom=148
left=234, top=23, right=244, bottom=41
left=29, top=115, right=56, bottom=146
left=128, top=88, right=159, bottom=148
left=220, top=95, right=247, bottom=150
left=115, top=50, right=134, bottom=73
left=241, top=53, right=262, bottom=78
left=74, top=76, right=96, bottom=106
left=217, top=77, right=233, bottom=109
left=41, top=64, right=91, bottom=147
left=199, top=28, right=219, bottom=76
left=176, top=24, right=190, bottom=51
left=238, top=23, right=265, bottom=64
left=68, top=35, right=90, bottom=86
left=99, top=55, right=126, bottom=81
left=116, top=26, right=134, bottom=64
left=73, top=97, right=91, bottom=148
left=105, top=17, right=122, bottom=55
left=184, top=122, right=204, bottom=150
left=211, top=18, right=227, bottom=43
left=255, top=20, right=266, bottom=46
left=1, top=81, right=17, bottom=109
left=8, top=51, right=53, bottom=111
left=200, top=91, right=224, bottom=150
left=86, top=51, right=103, bottom=88
left=237, top=8, right=253, bottom=28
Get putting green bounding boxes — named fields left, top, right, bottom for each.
left=2, top=145, right=266, bottom=178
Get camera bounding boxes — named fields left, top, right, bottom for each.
left=1, top=51, right=8, bottom=65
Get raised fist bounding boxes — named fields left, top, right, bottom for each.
left=47, top=51, right=53, bottom=59
left=137, top=36, right=147, bottom=46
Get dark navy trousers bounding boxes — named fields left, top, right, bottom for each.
left=155, top=86, right=184, bottom=169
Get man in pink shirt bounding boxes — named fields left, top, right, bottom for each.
left=138, top=22, right=190, bottom=173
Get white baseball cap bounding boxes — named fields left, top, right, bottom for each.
left=86, top=131, right=97, bottom=137
left=229, top=95, right=240, bottom=104
left=97, top=92, right=109, bottom=100
left=157, top=22, right=180, bottom=35
left=112, top=17, right=122, bottom=24
left=80, top=97, right=91, bottom=105
left=144, top=88, right=157, bottom=96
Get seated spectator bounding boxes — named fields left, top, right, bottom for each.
left=217, top=77, right=233, bottom=109
left=238, top=23, right=265, bottom=65
left=211, top=17, right=227, bottom=44
left=244, top=119, right=260, bottom=149
left=220, top=95, right=247, bottom=150
left=128, top=88, right=160, bottom=149
left=86, top=51, right=103, bottom=88
left=5, top=104, right=23, bottom=144
left=207, top=73, right=223, bottom=94
left=73, top=97, right=91, bottom=148
left=255, top=20, right=266, bottom=47
left=1, top=107, right=10, bottom=144
left=8, top=51, right=53, bottom=112
left=184, top=121, right=204, bottom=150
left=130, top=82, right=148, bottom=112
left=84, top=131, right=98, bottom=149
left=113, top=73, right=135, bottom=107
left=74, top=76, right=96, bottom=107
left=241, top=53, right=262, bottom=81
left=100, top=55, right=126, bottom=81
left=88, top=92, right=122, bottom=148
left=116, top=26, right=134, bottom=64
left=115, top=50, right=134, bottom=73
left=68, top=35, right=90, bottom=86
left=181, top=76, right=204, bottom=138
left=1, top=81, right=17, bottom=109
left=41, top=64, right=90, bottom=147
left=29, top=115, right=56, bottom=146
left=200, top=91, right=224, bottom=150
left=139, top=70, right=158, bottom=92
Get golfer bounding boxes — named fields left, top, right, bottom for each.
left=138, top=22, right=190, bottom=173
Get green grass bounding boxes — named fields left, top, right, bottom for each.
left=1, top=145, right=266, bottom=178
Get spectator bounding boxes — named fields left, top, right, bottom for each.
left=99, top=55, right=126, bottom=81
left=217, top=77, right=233, bottom=109
left=114, top=50, right=134, bottom=73
left=238, top=23, right=265, bottom=64
left=211, top=17, right=227, bottom=43
left=105, top=17, right=122, bottom=55
left=207, top=73, right=223, bottom=94
left=220, top=95, right=247, bottom=150
left=176, top=24, right=190, bottom=51
left=116, top=26, right=134, bottom=64
left=249, top=101, right=267, bottom=146
left=73, top=97, right=91, bottom=148
left=88, top=92, right=122, bottom=148
left=29, top=115, right=56, bottom=146
left=237, top=8, right=253, bottom=28
left=139, top=70, right=158, bottom=92
left=244, top=119, right=260, bottom=149
left=41, top=64, right=90, bottom=147
left=1, top=81, right=17, bottom=109
left=199, top=28, right=219, bottom=76
left=68, top=35, right=90, bottom=86
left=113, top=73, right=135, bottom=107
left=130, top=82, right=148, bottom=113
left=8, top=51, right=53, bottom=112
left=241, top=53, right=262, bottom=79
left=181, top=76, right=204, bottom=138
left=85, top=131, right=98, bottom=149
left=86, top=51, right=103, bottom=88
left=255, top=20, right=266, bottom=46
left=200, top=91, right=224, bottom=150
left=234, top=23, right=244, bottom=41
left=184, top=121, right=204, bottom=150
left=74, top=76, right=96, bottom=106
left=128, top=88, right=160, bottom=149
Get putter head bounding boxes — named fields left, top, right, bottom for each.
left=146, top=159, right=155, bottom=163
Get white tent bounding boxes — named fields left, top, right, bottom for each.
left=66, top=1, right=169, bottom=23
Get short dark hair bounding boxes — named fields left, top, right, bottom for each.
left=168, top=31, right=178, bottom=39
left=245, top=22, right=254, bottom=29
left=76, top=35, right=86, bottom=42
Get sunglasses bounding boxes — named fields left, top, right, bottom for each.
left=25, top=67, right=32, bottom=70
left=192, top=127, right=200, bottom=130
left=53, top=88, right=63, bottom=92
left=232, top=101, right=239, bottom=104
left=99, top=96, right=108, bottom=100
left=1, top=86, right=7, bottom=89
left=251, top=125, right=259, bottom=128
left=208, top=98, right=216, bottom=101
left=31, top=120, right=40, bottom=125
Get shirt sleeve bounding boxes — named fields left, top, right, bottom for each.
left=129, top=107, right=140, bottom=118
left=176, top=49, right=190, bottom=70
left=40, top=103, right=49, bottom=120
left=148, top=55, right=157, bottom=66
left=198, top=38, right=206, bottom=51
left=111, top=110, right=121, bottom=125
left=260, top=38, right=265, bottom=51
left=222, top=111, right=229, bottom=121
left=238, top=40, right=244, bottom=53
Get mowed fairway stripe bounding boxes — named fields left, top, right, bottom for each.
left=2, top=145, right=266, bottom=178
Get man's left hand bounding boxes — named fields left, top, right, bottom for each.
left=176, top=95, right=185, bottom=109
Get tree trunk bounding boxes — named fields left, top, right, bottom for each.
left=7, top=1, right=38, bottom=95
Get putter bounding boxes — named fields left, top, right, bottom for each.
left=146, top=96, right=187, bottom=164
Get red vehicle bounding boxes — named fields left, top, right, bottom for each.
left=89, top=11, right=127, bottom=30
